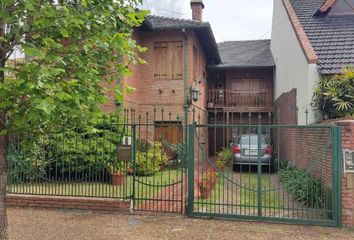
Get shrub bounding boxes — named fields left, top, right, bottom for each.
left=8, top=112, right=125, bottom=181
left=166, top=143, right=186, bottom=160
left=8, top=141, right=48, bottom=183
left=136, top=141, right=169, bottom=176
left=215, top=148, right=232, bottom=170
left=44, top=115, right=124, bottom=179
left=312, top=69, right=354, bottom=120
left=279, top=161, right=325, bottom=209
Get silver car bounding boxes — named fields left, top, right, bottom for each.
left=232, top=134, right=273, bottom=171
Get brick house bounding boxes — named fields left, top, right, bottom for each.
left=117, top=0, right=354, bottom=150
left=122, top=0, right=275, bottom=152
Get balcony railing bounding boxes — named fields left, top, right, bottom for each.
left=207, top=89, right=273, bottom=110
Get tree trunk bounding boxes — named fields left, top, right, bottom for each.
left=0, top=131, right=8, bottom=240
left=0, top=19, right=9, bottom=238
left=0, top=57, right=9, bottom=240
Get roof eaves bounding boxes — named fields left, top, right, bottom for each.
left=207, top=64, right=275, bottom=70
left=282, top=0, right=319, bottom=64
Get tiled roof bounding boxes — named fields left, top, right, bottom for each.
left=144, top=15, right=209, bottom=30
left=209, top=40, right=275, bottom=69
left=141, top=15, right=221, bottom=64
left=289, top=0, right=354, bottom=74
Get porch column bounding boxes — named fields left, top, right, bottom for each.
left=225, top=110, right=231, bottom=147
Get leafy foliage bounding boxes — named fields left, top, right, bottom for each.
left=8, top=141, right=48, bottom=183
left=8, top=112, right=126, bottom=182
left=1, top=0, right=147, bottom=135
left=166, top=143, right=186, bottom=160
left=312, top=69, right=354, bottom=120
left=1, top=1, right=147, bottom=238
left=279, top=161, right=325, bottom=209
left=136, top=141, right=169, bottom=176
left=215, top=148, right=232, bottom=170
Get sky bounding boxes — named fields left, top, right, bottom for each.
left=140, top=0, right=274, bottom=42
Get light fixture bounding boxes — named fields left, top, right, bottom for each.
left=191, top=86, right=200, bottom=103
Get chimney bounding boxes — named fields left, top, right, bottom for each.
left=190, top=0, right=204, bottom=21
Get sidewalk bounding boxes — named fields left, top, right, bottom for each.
left=8, top=207, right=354, bottom=240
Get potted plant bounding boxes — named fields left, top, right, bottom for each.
left=109, top=162, right=125, bottom=186
left=196, top=169, right=218, bottom=199
left=215, top=155, right=226, bottom=172
left=215, top=148, right=233, bottom=172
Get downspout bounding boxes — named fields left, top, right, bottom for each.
left=183, top=28, right=189, bottom=112
left=182, top=28, right=189, bottom=214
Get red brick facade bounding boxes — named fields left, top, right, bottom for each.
left=336, top=120, right=354, bottom=227
left=275, top=88, right=297, bottom=125
left=6, top=194, right=130, bottom=212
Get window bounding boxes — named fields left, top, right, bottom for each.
left=330, top=0, right=354, bottom=15
left=154, top=41, right=183, bottom=80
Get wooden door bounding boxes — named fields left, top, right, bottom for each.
left=155, top=122, right=183, bottom=144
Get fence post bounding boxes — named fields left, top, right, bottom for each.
left=131, top=124, right=136, bottom=212
left=332, top=126, right=342, bottom=226
left=331, top=126, right=342, bottom=226
left=257, top=125, right=263, bottom=217
left=187, top=124, right=195, bottom=216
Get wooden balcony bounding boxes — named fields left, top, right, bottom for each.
left=207, top=89, right=273, bottom=112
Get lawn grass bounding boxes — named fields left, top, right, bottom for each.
left=7, top=168, right=182, bottom=201
left=194, top=168, right=283, bottom=214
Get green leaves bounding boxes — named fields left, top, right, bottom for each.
left=125, top=85, right=136, bottom=94
left=2, top=0, right=147, bottom=135
left=35, top=98, right=56, bottom=115
left=312, top=68, right=354, bottom=120
left=22, top=47, right=45, bottom=59
left=60, top=28, right=69, bottom=38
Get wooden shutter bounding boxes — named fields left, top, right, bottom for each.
left=172, top=42, right=183, bottom=80
left=154, top=42, right=168, bottom=80
left=154, top=41, right=183, bottom=80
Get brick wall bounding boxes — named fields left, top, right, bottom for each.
left=336, top=120, right=354, bottom=227
left=274, top=88, right=298, bottom=170
left=275, top=88, right=297, bottom=125
left=6, top=194, right=130, bottom=212
left=273, top=97, right=354, bottom=227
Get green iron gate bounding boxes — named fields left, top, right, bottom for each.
left=187, top=124, right=342, bottom=226
left=6, top=108, right=343, bottom=226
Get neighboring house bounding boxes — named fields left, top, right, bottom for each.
left=271, top=0, right=354, bottom=124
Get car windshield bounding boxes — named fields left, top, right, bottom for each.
left=238, top=135, right=267, bottom=145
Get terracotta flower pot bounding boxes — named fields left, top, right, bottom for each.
left=111, top=173, right=125, bottom=186
left=199, top=187, right=212, bottom=199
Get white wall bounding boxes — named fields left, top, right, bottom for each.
left=270, top=0, right=319, bottom=125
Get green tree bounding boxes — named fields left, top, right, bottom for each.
left=0, top=1, right=147, bottom=238
left=312, top=69, right=354, bottom=120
